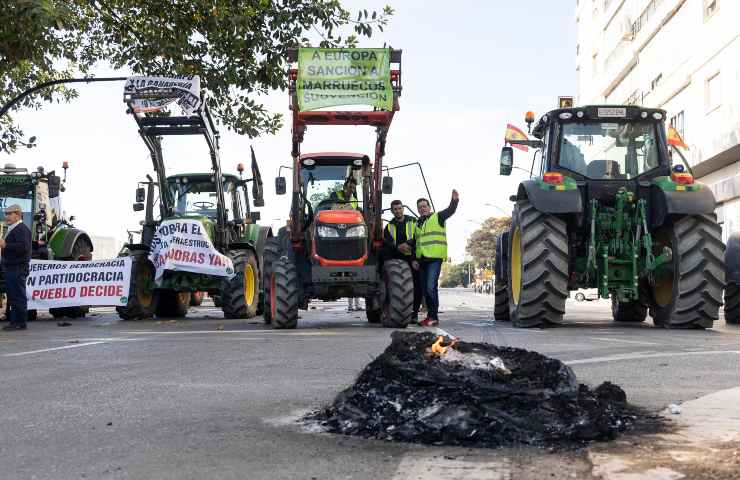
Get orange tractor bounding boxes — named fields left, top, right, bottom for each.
left=262, top=48, right=413, bottom=329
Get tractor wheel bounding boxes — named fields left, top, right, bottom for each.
left=116, top=259, right=158, bottom=320
left=50, top=239, right=92, bottom=319
left=261, top=237, right=281, bottom=324
left=651, top=215, right=724, bottom=329
left=189, top=291, right=204, bottom=306
left=220, top=249, right=260, bottom=319
left=155, top=291, right=191, bottom=318
left=508, top=200, right=569, bottom=328
left=724, top=283, right=740, bottom=325
left=381, top=259, right=413, bottom=329
left=270, top=258, right=299, bottom=329
left=211, top=294, right=222, bottom=308
left=611, top=297, right=647, bottom=322
left=494, top=281, right=509, bottom=321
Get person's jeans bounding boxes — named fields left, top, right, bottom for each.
left=420, top=259, right=442, bottom=320
left=407, top=261, right=422, bottom=317
left=4, top=264, right=28, bottom=327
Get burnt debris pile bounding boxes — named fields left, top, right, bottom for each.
left=307, top=332, right=635, bottom=448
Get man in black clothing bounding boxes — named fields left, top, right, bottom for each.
left=1, top=204, right=32, bottom=331
left=383, top=200, right=421, bottom=321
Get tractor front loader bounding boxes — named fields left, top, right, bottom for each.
left=0, top=162, right=94, bottom=319
left=497, top=105, right=724, bottom=329
left=263, top=48, right=413, bottom=329
left=118, top=78, right=270, bottom=320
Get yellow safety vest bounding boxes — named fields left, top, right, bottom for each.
left=336, top=190, right=358, bottom=210
left=386, top=219, right=417, bottom=256
left=415, top=213, right=447, bottom=259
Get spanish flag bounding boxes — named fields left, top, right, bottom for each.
left=505, top=124, right=529, bottom=152
left=667, top=125, right=688, bottom=150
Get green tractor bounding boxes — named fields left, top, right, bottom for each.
left=497, top=105, right=724, bottom=328
left=117, top=79, right=270, bottom=320
left=0, top=162, right=94, bottom=319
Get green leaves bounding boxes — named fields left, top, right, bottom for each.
left=1, top=0, right=394, bottom=153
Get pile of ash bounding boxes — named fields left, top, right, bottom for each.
left=306, top=331, right=636, bottom=448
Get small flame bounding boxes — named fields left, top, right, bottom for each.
left=428, top=336, right=458, bottom=356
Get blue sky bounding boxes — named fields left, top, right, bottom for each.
left=7, top=0, right=576, bottom=261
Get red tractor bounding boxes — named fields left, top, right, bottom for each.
left=262, top=48, right=413, bottom=329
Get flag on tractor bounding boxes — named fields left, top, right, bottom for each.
left=505, top=124, right=529, bottom=152
left=667, top=125, right=688, bottom=149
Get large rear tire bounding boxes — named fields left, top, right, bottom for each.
left=508, top=200, right=569, bottom=328
left=651, top=215, right=724, bottom=328
left=381, top=260, right=413, bottom=329
left=725, top=283, right=740, bottom=325
left=261, top=237, right=281, bottom=325
left=494, top=281, right=509, bottom=321
left=117, top=259, right=158, bottom=320
left=611, top=297, right=647, bottom=322
left=155, top=291, right=190, bottom=318
left=221, top=249, right=260, bottom=319
left=270, top=258, right=299, bottom=329
left=49, top=239, right=92, bottom=319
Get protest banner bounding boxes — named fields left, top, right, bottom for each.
left=148, top=218, right=234, bottom=283
left=27, top=257, right=132, bottom=309
left=123, top=75, right=201, bottom=114
left=297, top=48, right=392, bottom=112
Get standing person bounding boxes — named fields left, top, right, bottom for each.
left=1, top=205, right=32, bottom=331
left=383, top=200, right=421, bottom=322
left=412, top=190, right=459, bottom=327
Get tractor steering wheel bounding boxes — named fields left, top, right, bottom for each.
left=192, top=201, right=215, bottom=210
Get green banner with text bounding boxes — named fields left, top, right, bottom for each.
left=297, top=48, right=393, bottom=112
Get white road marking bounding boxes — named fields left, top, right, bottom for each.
left=3, top=341, right=107, bottom=357
left=566, top=349, right=740, bottom=365
left=392, top=450, right=511, bottom=480
left=589, top=336, right=662, bottom=346
left=120, top=330, right=347, bottom=336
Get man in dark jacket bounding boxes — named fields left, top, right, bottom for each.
left=383, top=199, right=421, bottom=321
left=1, top=204, right=32, bottom=331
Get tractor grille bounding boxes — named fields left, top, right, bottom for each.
left=315, top=238, right=366, bottom=261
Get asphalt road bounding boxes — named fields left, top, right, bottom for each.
left=1, top=288, right=739, bottom=479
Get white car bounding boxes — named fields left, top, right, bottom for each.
left=572, top=289, right=600, bottom=302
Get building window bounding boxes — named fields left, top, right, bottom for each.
left=706, top=72, right=721, bottom=112
left=704, top=0, right=719, bottom=20
left=650, top=73, right=662, bottom=92
left=670, top=111, right=685, bottom=140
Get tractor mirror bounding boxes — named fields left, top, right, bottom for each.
left=250, top=211, right=261, bottom=222
left=275, top=176, right=286, bottom=195
left=382, top=176, right=393, bottom=194
left=133, top=203, right=145, bottom=212
left=135, top=187, right=146, bottom=203
left=500, top=147, right=514, bottom=176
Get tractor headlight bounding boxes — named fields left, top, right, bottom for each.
left=345, top=225, right=367, bottom=238
left=317, top=225, right=339, bottom=238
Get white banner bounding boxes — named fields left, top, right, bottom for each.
left=26, top=258, right=132, bottom=309
left=148, top=219, right=234, bottom=284
left=123, top=75, right=201, bottom=115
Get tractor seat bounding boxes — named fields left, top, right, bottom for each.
left=586, top=160, right=623, bottom=179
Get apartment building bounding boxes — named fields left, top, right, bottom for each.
left=575, top=0, right=740, bottom=240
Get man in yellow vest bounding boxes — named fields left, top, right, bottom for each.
left=330, top=176, right=359, bottom=210
left=411, top=190, right=459, bottom=327
left=383, top=199, right=421, bottom=321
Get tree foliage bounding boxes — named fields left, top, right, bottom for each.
left=0, top=0, right=393, bottom=153
left=465, top=216, right=511, bottom=268
left=440, top=260, right=474, bottom=288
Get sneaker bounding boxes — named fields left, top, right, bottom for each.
left=419, top=317, right=439, bottom=327
left=347, top=306, right=355, bottom=312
